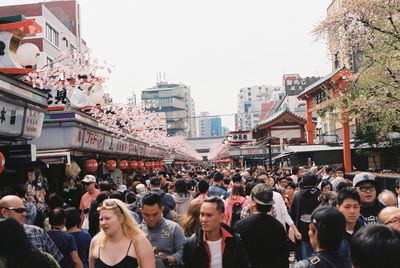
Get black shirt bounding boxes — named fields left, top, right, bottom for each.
left=234, top=213, right=289, bottom=268
left=360, top=200, right=385, bottom=225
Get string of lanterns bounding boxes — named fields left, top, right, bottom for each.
left=84, top=159, right=165, bottom=173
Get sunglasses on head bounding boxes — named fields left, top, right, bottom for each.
left=1, top=207, right=27, bottom=213
left=97, top=199, right=122, bottom=212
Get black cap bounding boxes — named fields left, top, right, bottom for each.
left=301, top=207, right=345, bottom=234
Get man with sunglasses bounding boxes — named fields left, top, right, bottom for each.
left=0, top=195, right=63, bottom=262
left=353, top=172, right=385, bottom=225
left=79, top=175, right=100, bottom=231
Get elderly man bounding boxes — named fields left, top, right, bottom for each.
left=378, top=206, right=400, bottom=233
left=378, top=190, right=397, bottom=207
left=0, top=195, right=63, bottom=262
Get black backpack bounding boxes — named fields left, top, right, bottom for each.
left=231, top=199, right=245, bottom=226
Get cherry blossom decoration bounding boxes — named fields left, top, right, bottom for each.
left=90, top=103, right=201, bottom=160
left=23, top=49, right=109, bottom=108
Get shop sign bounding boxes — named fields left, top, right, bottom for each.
left=82, top=130, right=104, bottom=151
left=0, top=100, right=24, bottom=136
left=22, top=108, right=44, bottom=139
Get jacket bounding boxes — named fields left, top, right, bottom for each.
left=293, top=250, right=352, bottom=268
left=183, top=224, right=251, bottom=268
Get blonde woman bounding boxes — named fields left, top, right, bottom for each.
left=88, top=199, right=155, bottom=268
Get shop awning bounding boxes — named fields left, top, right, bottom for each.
left=36, top=149, right=71, bottom=165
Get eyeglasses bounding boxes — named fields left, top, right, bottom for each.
left=97, top=199, right=122, bottom=212
left=385, top=216, right=400, bottom=225
left=357, top=186, right=376, bottom=192
left=0, top=207, right=27, bottom=213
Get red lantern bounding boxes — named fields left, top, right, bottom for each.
left=119, top=160, right=129, bottom=170
left=105, top=160, right=117, bottom=171
left=144, top=161, right=152, bottom=169
left=84, top=159, right=98, bottom=172
left=129, top=160, right=138, bottom=170
left=0, top=152, right=5, bottom=174
left=137, top=161, right=145, bottom=169
left=151, top=161, right=157, bottom=168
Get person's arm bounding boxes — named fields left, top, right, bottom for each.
left=134, top=234, right=155, bottom=268
left=71, top=250, right=83, bottom=268
left=88, top=236, right=98, bottom=268
left=167, top=224, right=186, bottom=266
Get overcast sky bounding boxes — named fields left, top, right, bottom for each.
left=2, top=0, right=333, bottom=129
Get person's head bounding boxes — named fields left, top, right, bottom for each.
left=109, top=191, right=125, bottom=202
left=99, top=181, right=112, bottom=192
left=266, top=177, right=276, bottom=188
left=232, top=173, right=242, bottom=184
left=306, top=207, right=346, bottom=251
left=241, top=171, right=250, bottom=181
left=82, top=175, right=97, bottom=193
left=27, top=170, right=35, bottom=183
left=325, top=166, right=333, bottom=175
left=336, top=188, right=361, bottom=226
left=149, top=177, right=161, bottom=189
left=181, top=201, right=202, bottom=237
left=212, top=172, right=224, bottom=184
left=285, top=181, right=297, bottom=198
left=351, top=224, right=400, bottom=268
left=125, top=191, right=136, bottom=205
left=49, top=208, right=66, bottom=227
left=47, top=193, right=64, bottom=210
left=0, top=195, right=26, bottom=224
left=353, top=172, right=377, bottom=207
left=301, top=173, right=319, bottom=187
left=174, top=179, right=189, bottom=196
left=277, top=176, right=288, bottom=188
left=96, top=192, right=109, bottom=204
left=140, top=192, right=163, bottom=228
left=256, top=172, right=268, bottom=183
left=320, top=180, right=333, bottom=193
left=135, top=184, right=147, bottom=195
left=318, top=191, right=338, bottom=207
left=197, top=180, right=209, bottom=194
left=335, top=167, right=344, bottom=178
left=250, top=183, right=274, bottom=214
left=378, top=206, right=400, bottom=233
left=395, top=179, right=400, bottom=196
left=64, top=207, right=81, bottom=230
left=292, top=166, right=300, bottom=176
left=158, top=171, right=167, bottom=185
left=200, top=197, right=225, bottom=234
left=97, top=198, right=142, bottom=241
left=378, top=190, right=397, bottom=207
left=231, top=183, right=245, bottom=197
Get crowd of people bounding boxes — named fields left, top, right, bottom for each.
left=1, top=164, right=400, bottom=268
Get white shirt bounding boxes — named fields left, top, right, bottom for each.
left=273, top=191, right=294, bottom=229
left=290, top=175, right=298, bottom=184
left=207, top=239, right=223, bottom=268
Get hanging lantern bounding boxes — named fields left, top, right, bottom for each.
left=119, top=160, right=129, bottom=170
left=0, top=152, right=5, bottom=174
left=144, top=161, right=152, bottom=169
left=151, top=161, right=157, bottom=168
left=84, top=159, right=98, bottom=172
left=105, top=160, right=117, bottom=171
left=129, top=160, right=138, bottom=170
left=137, top=160, right=145, bottom=169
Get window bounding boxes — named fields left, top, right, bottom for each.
left=70, top=44, right=77, bottom=60
left=248, top=92, right=251, bottom=96
left=46, top=57, right=54, bottom=68
left=45, top=23, right=59, bottom=47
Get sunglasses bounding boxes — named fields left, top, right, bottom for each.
left=97, top=199, right=122, bottom=212
left=1, top=207, right=27, bottom=213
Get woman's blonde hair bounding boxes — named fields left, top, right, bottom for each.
left=97, top=198, right=143, bottom=247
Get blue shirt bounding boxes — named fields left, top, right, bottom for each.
left=48, top=230, right=77, bottom=268
left=70, top=231, right=91, bottom=268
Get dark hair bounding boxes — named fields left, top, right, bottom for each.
left=312, top=216, right=345, bottom=251
left=223, top=178, right=231, bottom=185
left=198, top=180, right=209, bottom=194
left=49, top=207, right=66, bottom=226
left=96, top=192, right=109, bottom=203
left=175, top=179, right=190, bottom=197
left=65, top=207, right=81, bottom=229
left=325, top=167, right=333, bottom=173
left=231, top=183, right=245, bottom=197
left=158, top=171, right=167, bottom=178
left=99, top=181, right=112, bottom=192
left=125, top=191, right=136, bottom=204
left=109, top=191, right=124, bottom=202
left=0, top=218, right=54, bottom=268
left=255, top=203, right=272, bottom=213
left=232, top=173, right=242, bottom=183
left=292, top=166, right=299, bottom=175
left=141, top=192, right=162, bottom=208
left=301, top=173, right=319, bottom=187
left=320, top=180, right=332, bottom=190
left=203, top=196, right=225, bottom=213
left=395, top=179, right=400, bottom=190
left=213, top=172, right=224, bottom=182
left=47, top=193, right=64, bottom=209
left=286, top=181, right=297, bottom=189
left=350, top=224, right=400, bottom=268
left=256, top=172, right=268, bottom=179
left=337, top=181, right=351, bottom=192
left=14, top=184, right=27, bottom=198
left=337, top=188, right=361, bottom=205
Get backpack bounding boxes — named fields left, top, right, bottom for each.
left=231, top=199, right=245, bottom=226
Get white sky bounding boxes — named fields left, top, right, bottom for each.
left=2, top=0, right=333, bottom=129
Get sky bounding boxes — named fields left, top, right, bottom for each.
left=2, top=0, right=333, bottom=129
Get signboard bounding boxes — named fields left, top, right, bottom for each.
left=22, top=108, right=44, bottom=139
left=227, top=131, right=255, bottom=144
left=0, top=100, right=24, bottom=136
left=283, top=75, right=320, bottom=96
left=81, top=129, right=104, bottom=151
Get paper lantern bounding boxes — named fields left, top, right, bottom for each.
left=129, top=160, right=138, bottom=170
left=137, top=161, right=145, bottom=169
left=84, top=159, right=98, bottom=172
left=119, top=160, right=129, bottom=170
left=105, top=160, right=117, bottom=171
left=0, top=152, right=5, bottom=174
left=144, top=161, right=152, bottom=169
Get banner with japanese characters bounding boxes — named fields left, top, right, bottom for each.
left=0, top=100, right=24, bottom=136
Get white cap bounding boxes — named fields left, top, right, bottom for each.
left=82, top=175, right=96, bottom=183
left=117, top=184, right=127, bottom=193
left=353, top=172, right=376, bottom=187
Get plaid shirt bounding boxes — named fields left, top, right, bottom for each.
left=24, top=224, right=63, bottom=262
left=240, top=205, right=277, bottom=219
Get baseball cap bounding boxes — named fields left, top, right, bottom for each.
left=82, top=175, right=96, bottom=184
left=117, top=184, right=127, bottom=193
left=149, top=177, right=161, bottom=186
left=352, top=172, right=376, bottom=188
left=251, top=184, right=275, bottom=206
left=301, top=207, right=345, bottom=234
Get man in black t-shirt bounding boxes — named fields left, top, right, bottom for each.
left=235, top=184, right=288, bottom=268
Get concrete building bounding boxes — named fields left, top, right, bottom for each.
left=197, top=111, right=223, bottom=137
left=0, top=1, right=87, bottom=69
left=235, top=85, right=284, bottom=131
left=141, top=81, right=196, bottom=137
left=127, top=91, right=137, bottom=106
left=186, top=136, right=225, bottom=161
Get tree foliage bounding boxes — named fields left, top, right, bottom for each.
left=314, top=0, right=400, bottom=140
